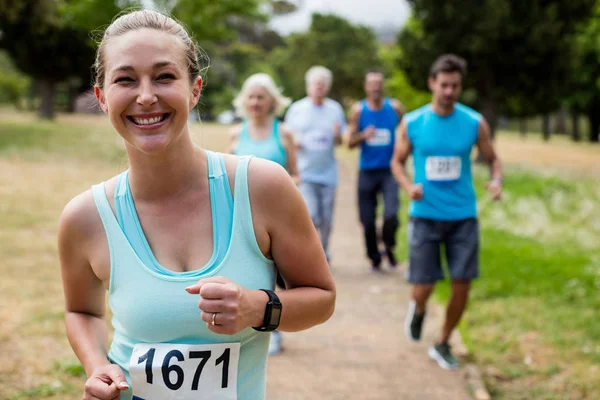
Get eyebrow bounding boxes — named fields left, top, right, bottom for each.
left=112, top=61, right=177, bottom=73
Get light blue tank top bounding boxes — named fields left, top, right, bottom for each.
left=91, top=152, right=276, bottom=399
left=234, top=119, right=287, bottom=168
left=358, top=98, right=400, bottom=170
left=406, top=103, right=481, bottom=221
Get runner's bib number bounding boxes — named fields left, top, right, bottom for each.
left=130, top=343, right=240, bottom=400
left=303, top=130, right=332, bottom=151
left=366, top=129, right=391, bottom=146
left=425, top=157, right=462, bottom=181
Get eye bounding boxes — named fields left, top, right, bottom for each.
left=114, top=76, right=134, bottom=83
left=157, top=73, right=176, bottom=81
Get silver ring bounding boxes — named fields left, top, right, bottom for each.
left=211, top=313, right=217, bottom=326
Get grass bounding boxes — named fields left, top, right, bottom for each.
left=429, top=165, right=600, bottom=399
left=0, top=108, right=598, bottom=399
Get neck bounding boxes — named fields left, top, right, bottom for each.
left=310, top=96, right=325, bottom=106
left=249, top=115, right=272, bottom=128
left=126, top=131, right=205, bottom=201
left=367, top=97, right=383, bottom=110
left=431, top=99, right=455, bottom=116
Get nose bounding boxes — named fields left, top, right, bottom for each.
left=136, top=78, right=157, bottom=107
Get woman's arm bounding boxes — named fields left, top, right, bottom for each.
left=227, top=124, right=242, bottom=154
left=59, top=192, right=129, bottom=398
left=186, top=159, right=335, bottom=334
left=250, top=160, right=335, bottom=331
left=280, top=124, right=300, bottom=185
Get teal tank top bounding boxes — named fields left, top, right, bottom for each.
left=91, top=152, right=276, bottom=400
left=234, top=119, right=287, bottom=168
left=114, top=151, right=233, bottom=274
left=405, top=103, right=481, bottom=221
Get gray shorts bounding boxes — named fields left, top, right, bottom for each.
left=407, top=217, right=479, bottom=284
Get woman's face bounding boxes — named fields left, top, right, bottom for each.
left=95, top=28, right=202, bottom=155
left=244, top=85, right=275, bottom=119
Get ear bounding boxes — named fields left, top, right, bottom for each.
left=189, top=76, right=203, bottom=109
left=94, top=86, right=108, bottom=114
left=428, top=76, right=436, bottom=92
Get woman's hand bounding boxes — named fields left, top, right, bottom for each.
left=186, top=277, right=267, bottom=335
left=83, top=364, right=129, bottom=400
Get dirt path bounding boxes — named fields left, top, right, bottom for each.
left=266, top=157, right=472, bottom=400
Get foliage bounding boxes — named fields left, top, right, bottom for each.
left=379, top=45, right=430, bottom=111
left=270, top=13, right=381, bottom=103
left=397, top=1, right=597, bottom=133
left=0, top=50, right=29, bottom=107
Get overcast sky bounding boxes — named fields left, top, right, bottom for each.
left=269, top=0, right=411, bottom=35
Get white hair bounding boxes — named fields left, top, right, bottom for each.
left=232, top=73, right=291, bottom=118
left=305, top=66, right=333, bottom=89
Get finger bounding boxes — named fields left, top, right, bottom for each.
left=186, top=276, right=230, bottom=294
left=199, top=282, right=230, bottom=299
left=198, top=298, right=228, bottom=313
left=201, top=310, right=229, bottom=326
left=106, top=368, right=129, bottom=391
left=206, top=321, right=236, bottom=335
left=86, top=382, right=119, bottom=399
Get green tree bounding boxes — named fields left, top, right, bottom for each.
left=0, top=0, right=276, bottom=119
left=271, top=13, right=381, bottom=103
left=380, top=45, right=430, bottom=111
left=0, top=50, right=30, bottom=108
left=566, top=3, right=600, bottom=142
left=397, top=1, right=597, bottom=137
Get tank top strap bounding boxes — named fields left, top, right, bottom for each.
left=206, top=150, right=223, bottom=179
left=232, top=155, right=255, bottom=240
left=92, top=182, right=120, bottom=231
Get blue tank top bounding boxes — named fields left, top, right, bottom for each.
left=406, top=103, right=481, bottom=221
left=91, top=152, right=275, bottom=400
left=234, top=119, right=287, bottom=168
left=358, top=98, right=400, bottom=170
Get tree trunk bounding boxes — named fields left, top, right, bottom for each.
left=66, top=84, right=79, bottom=113
left=542, top=113, right=551, bottom=141
left=571, top=109, right=580, bottom=142
left=476, top=95, right=498, bottom=162
left=38, top=79, right=56, bottom=120
left=553, top=107, right=567, bottom=134
left=519, top=118, right=527, bottom=137
left=588, top=96, right=600, bottom=143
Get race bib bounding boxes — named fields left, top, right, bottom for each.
left=366, top=129, right=391, bottom=146
left=130, top=343, right=240, bottom=400
left=303, top=130, right=332, bottom=151
left=425, top=156, right=462, bottom=181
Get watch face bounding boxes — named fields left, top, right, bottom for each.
left=269, top=305, right=282, bottom=325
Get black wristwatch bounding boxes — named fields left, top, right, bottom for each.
left=252, top=289, right=282, bottom=332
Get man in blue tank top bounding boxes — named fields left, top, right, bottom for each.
left=390, top=54, right=503, bottom=370
left=348, top=69, right=405, bottom=271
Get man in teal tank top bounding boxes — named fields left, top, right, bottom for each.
left=390, top=55, right=503, bottom=370
left=348, top=69, right=405, bottom=271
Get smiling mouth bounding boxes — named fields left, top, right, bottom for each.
left=127, top=113, right=171, bottom=126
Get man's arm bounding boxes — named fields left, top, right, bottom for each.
left=476, top=118, right=503, bottom=200
left=391, top=98, right=406, bottom=120
left=347, top=103, right=374, bottom=149
left=390, top=120, right=419, bottom=196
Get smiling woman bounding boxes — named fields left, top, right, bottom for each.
left=58, top=9, right=335, bottom=400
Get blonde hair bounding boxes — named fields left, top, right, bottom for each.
left=305, top=66, right=333, bottom=89
left=93, top=9, right=207, bottom=89
left=232, top=73, right=291, bottom=118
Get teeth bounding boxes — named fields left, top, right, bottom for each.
left=132, top=115, right=164, bottom=125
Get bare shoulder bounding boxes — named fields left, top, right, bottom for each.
left=350, top=102, right=362, bottom=116
left=58, top=188, right=106, bottom=261
left=279, top=122, right=294, bottom=139
left=229, top=123, right=243, bottom=138
left=391, top=98, right=406, bottom=115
